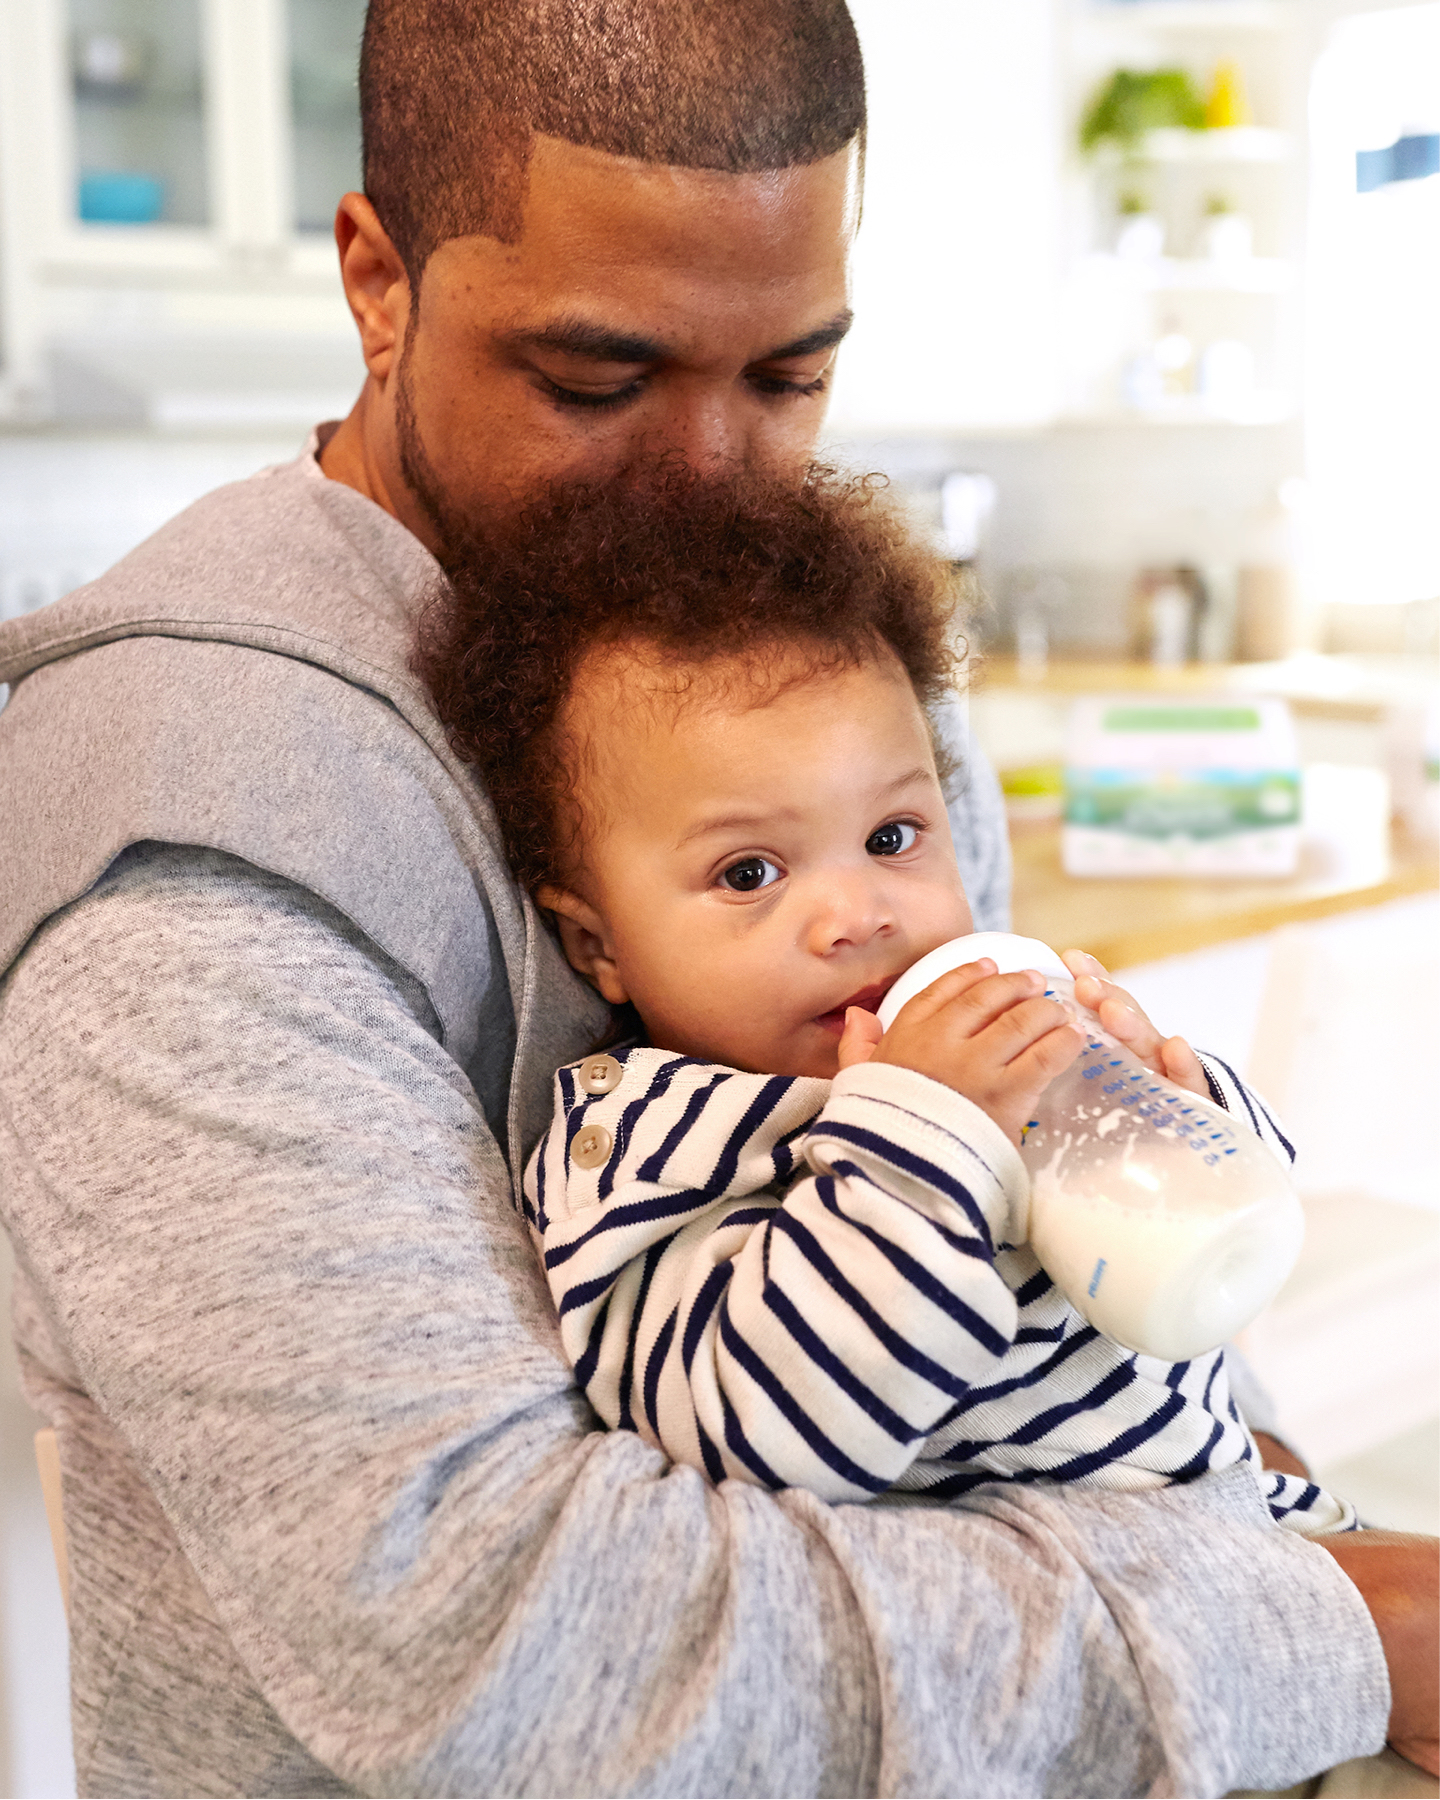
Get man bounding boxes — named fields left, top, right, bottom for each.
left=0, top=2, right=1430, bottom=1793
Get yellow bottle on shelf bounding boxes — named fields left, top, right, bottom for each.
left=1205, top=59, right=1253, bottom=131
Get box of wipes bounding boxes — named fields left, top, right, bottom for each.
left=1063, top=697, right=1301, bottom=877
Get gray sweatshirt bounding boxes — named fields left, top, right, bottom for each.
left=0, top=448, right=1388, bottom=1797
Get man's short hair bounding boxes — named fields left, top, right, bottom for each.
left=360, top=0, right=865, bottom=276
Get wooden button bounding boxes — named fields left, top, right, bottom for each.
left=571, top=1124, right=613, bottom=1171
left=578, top=1053, right=623, bottom=1096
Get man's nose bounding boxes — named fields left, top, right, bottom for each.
left=804, top=869, right=897, bottom=957
left=641, top=389, right=750, bottom=471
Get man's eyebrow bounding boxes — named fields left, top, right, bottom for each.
left=761, top=310, right=854, bottom=362
left=499, top=308, right=855, bottom=368
left=499, top=317, right=668, bottom=364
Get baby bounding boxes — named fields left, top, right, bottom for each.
left=421, top=467, right=1351, bottom=1534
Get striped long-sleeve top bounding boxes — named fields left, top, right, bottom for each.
left=523, top=1046, right=1353, bottom=1533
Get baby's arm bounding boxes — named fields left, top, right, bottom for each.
left=525, top=1049, right=1040, bottom=1502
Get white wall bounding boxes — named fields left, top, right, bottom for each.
left=0, top=429, right=308, bottom=620
left=828, top=0, right=1063, bottom=433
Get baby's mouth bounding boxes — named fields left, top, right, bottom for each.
left=814, top=977, right=897, bottom=1037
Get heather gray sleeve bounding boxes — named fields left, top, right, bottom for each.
left=0, top=844, right=1389, bottom=1798
left=937, top=695, right=1012, bottom=933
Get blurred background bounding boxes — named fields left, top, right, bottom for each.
left=0, top=2, right=1436, bottom=1793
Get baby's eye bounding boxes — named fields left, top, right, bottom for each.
left=866, top=820, right=919, bottom=858
left=721, top=856, right=783, bottom=892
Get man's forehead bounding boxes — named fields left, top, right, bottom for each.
left=424, top=135, right=860, bottom=296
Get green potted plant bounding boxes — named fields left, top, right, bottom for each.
left=1080, top=68, right=1206, bottom=158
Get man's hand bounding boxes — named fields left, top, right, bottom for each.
left=1252, top=1430, right=1311, bottom=1480
left=1316, top=1531, right=1439, bottom=1776
left=1061, top=948, right=1209, bottom=1098
left=839, top=959, right=1084, bottom=1142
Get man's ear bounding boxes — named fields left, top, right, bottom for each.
left=537, top=887, right=630, bottom=1007
left=334, top=192, right=410, bottom=383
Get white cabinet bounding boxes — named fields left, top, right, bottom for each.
left=0, top=0, right=365, bottom=424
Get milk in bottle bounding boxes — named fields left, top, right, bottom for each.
left=876, top=933, right=1303, bottom=1362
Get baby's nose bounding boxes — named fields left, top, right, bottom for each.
left=804, top=871, right=896, bottom=955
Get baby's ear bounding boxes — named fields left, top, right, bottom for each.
left=537, top=886, right=630, bottom=1006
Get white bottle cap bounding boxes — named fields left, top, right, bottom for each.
left=877, top=932, right=1071, bottom=1031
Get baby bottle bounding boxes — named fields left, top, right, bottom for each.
left=876, top=933, right=1303, bottom=1362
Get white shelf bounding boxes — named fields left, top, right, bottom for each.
left=1080, top=2, right=1290, bottom=32
left=1090, top=253, right=1294, bottom=293
left=1092, top=126, right=1293, bottom=164
left=1063, top=391, right=1295, bottom=425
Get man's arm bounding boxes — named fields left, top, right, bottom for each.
left=0, top=844, right=1392, bottom=1796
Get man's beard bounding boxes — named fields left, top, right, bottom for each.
left=393, top=325, right=499, bottom=569
left=393, top=321, right=790, bottom=579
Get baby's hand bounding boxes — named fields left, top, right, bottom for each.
left=1061, top=949, right=1208, bottom=1098
left=852, top=959, right=1085, bottom=1143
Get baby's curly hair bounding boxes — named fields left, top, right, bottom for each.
left=415, top=466, right=964, bottom=893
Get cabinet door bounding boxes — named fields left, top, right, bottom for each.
left=288, top=0, right=366, bottom=236
left=68, top=0, right=209, bottom=227
left=827, top=0, right=1063, bottom=434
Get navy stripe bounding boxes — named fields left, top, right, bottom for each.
left=1206, top=1053, right=1294, bottom=1161
left=544, top=1184, right=729, bottom=1270
left=718, top=1384, right=787, bottom=1490
left=910, top=1465, right=1012, bottom=1499
left=811, top=1179, right=1010, bottom=1357
left=719, top=1206, right=779, bottom=1231
left=601, top=1058, right=695, bottom=1198
left=712, top=1076, right=801, bottom=1195
left=807, top=1120, right=995, bottom=1250
left=528, top=1134, right=547, bottom=1230
left=1239, top=1083, right=1297, bottom=1162
left=1040, top=1388, right=1189, bottom=1482
left=1202, top=1354, right=1222, bottom=1412
left=1014, top=1321, right=1067, bottom=1344
left=696, top=1415, right=726, bottom=1484
left=642, top=1307, right=678, bottom=1436
left=572, top=1294, right=612, bottom=1392
left=634, top=1067, right=730, bottom=1183
left=1166, top=1412, right=1225, bottom=1482
left=619, top=1235, right=677, bottom=1432
left=822, top=1159, right=990, bottom=1263
left=944, top=1323, right=1102, bottom=1411
left=760, top=1281, right=920, bottom=1447
left=556, top=1268, right=624, bottom=1316
left=1002, top=1359, right=1140, bottom=1449
left=717, top=1303, right=890, bottom=1494
left=1199, top=1059, right=1229, bottom=1113
left=681, top=1262, right=733, bottom=1375
left=1013, top=1267, right=1055, bottom=1307
left=1204, top=1054, right=1256, bottom=1132
left=772, top=1203, right=993, bottom=1399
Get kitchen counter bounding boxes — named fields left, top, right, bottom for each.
left=975, top=652, right=1436, bottom=723
left=971, top=651, right=1439, bottom=965
left=1010, top=817, right=1437, bottom=969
